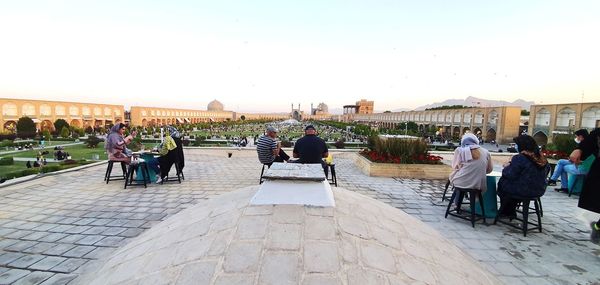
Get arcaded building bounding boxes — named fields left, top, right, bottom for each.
left=529, top=102, right=600, bottom=144
left=347, top=106, right=522, bottom=144
left=0, top=98, right=124, bottom=132
left=129, top=100, right=234, bottom=126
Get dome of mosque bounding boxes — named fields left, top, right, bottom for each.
left=207, top=100, right=224, bottom=111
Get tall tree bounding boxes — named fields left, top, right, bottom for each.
left=54, top=119, right=69, bottom=132
left=16, top=117, right=36, bottom=139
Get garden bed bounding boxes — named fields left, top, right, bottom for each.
left=354, top=152, right=452, bottom=179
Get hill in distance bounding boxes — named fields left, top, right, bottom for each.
left=415, top=96, right=533, bottom=111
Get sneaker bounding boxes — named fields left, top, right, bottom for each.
left=547, top=179, right=557, bottom=186
left=155, top=175, right=163, bottom=184
left=554, top=188, right=568, bottom=193
left=591, top=222, right=600, bottom=244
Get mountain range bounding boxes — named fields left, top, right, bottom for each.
left=414, top=96, right=534, bottom=111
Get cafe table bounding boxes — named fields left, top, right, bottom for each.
left=132, top=151, right=160, bottom=183
left=474, top=170, right=502, bottom=219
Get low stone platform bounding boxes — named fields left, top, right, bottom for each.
left=76, top=186, right=500, bottom=285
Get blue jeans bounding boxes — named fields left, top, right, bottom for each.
left=551, top=159, right=587, bottom=188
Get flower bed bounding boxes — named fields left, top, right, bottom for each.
left=355, top=136, right=451, bottom=179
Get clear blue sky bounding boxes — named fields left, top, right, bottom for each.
left=0, top=0, right=599, bottom=112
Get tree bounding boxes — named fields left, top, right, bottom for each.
left=16, top=117, right=36, bottom=139
left=521, top=109, right=530, bottom=116
left=54, top=119, right=69, bottom=133
left=85, top=126, right=94, bottom=134
left=240, top=115, right=246, bottom=121
left=60, top=126, right=70, bottom=138
left=42, top=130, right=52, bottom=141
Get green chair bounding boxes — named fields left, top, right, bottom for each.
left=567, top=173, right=585, bottom=197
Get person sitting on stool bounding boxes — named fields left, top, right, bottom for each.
left=548, top=129, right=589, bottom=192
left=292, top=125, right=329, bottom=176
left=256, top=126, right=290, bottom=167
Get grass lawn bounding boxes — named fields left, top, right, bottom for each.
left=0, top=162, right=60, bottom=179
left=9, top=143, right=109, bottom=161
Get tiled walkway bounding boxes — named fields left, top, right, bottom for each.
left=0, top=149, right=598, bottom=284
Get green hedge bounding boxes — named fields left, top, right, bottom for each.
left=2, top=160, right=94, bottom=180
left=0, top=157, right=14, bottom=165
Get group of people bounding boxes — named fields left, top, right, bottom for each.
left=449, top=129, right=600, bottom=243
left=256, top=124, right=330, bottom=175
left=105, top=123, right=184, bottom=184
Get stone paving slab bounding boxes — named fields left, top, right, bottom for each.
left=0, top=149, right=598, bottom=284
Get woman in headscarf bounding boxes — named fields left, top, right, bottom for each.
left=576, top=128, right=600, bottom=243
left=497, top=134, right=548, bottom=217
left=449, top=133, right=493, bottom=203
left=105, top=123, right=136, bottom=164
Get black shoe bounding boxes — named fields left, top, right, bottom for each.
left=547, top=179, right=556, bottom=186
left=591, top=222, right=600, bottom=244
left=554, top=188, right=568, bottom=193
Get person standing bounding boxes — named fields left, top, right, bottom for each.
left=293, top=125, right=329, bottom=175
left=256, top=126, right=290, bottom=167
left=576, top=128, right=600, bottom=243
left=548, top=129, right=589, bottom=191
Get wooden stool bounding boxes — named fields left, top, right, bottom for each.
left=495, top=195, right=542, bottom=237
left=124, top=161, right=150, bottom=189
left=104, top=161, right=127, bottom=184
left=445, top=187, right=486, bottom=227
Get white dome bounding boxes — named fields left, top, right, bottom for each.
left=207, top=100, right=224, bottom=111
left=78, top=187, right=500, bottom=285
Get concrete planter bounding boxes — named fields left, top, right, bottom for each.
left=354, top=153, right=452, bottom=179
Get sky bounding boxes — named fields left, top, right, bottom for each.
left=0, top=0, right=599, bottom=113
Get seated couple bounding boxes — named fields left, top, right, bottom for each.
left=105, top=124, right=183, bottom=183
left=257, top=125, right=329, bottom=175
left=547, top=129, right=591, bottom=192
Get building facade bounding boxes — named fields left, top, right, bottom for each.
left=0, top=98, right=124, bottom=132
left=529, top=102, right=600, bottom=144
left=346, top=106, right=522, bottom=144
left=129, top=106, right=235, bottom=126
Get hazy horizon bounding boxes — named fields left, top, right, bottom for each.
left=1, top=1, right=599, bottom=113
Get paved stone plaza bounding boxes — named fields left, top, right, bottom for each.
left=0, top=149, right=599, bottom=284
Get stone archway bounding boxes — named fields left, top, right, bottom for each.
left=41, top=120, right=54, bottom=132
left=533, top=131, right=548, bottom=146
left=452, top=126, right=461, bottom=139
left=486, top=128, right=497, bottom=143
left=3, top=121, right=16, bottom=132
left=70, top=119, right=81, bottom=128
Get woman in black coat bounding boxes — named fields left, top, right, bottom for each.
left=577, top=128, right=600, bottom=243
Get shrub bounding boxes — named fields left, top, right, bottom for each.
left=548, top=134, right=577, bottom=155
left=85, top=135, right=102, bottom=148
left=0, top=132, right=16, bottom=141
left=0, top=139, right=14, bottom=148
left=60, top=126, right=70, bottom=138
left=42, top=130, right=52, bottom=141
left=334, top=139, right=345, bottom=149
left=280, top=140, right=293, bottom=148
left=16, top=117, right=36, bottom=139
left=85, top=126, right=94, bottom=134
left=0, top=157, right=14, bottom=165
left=54, top=119, right=69, bottom=133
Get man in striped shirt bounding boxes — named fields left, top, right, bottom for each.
left=256, top=126, right=290, bottom=166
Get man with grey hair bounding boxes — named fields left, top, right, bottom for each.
left=256, top=126, right=290, bottom=167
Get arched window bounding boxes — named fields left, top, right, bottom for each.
left=40, top=104, right=52, bottom=116
left=582, top=107, right=600, bottom=128
left=463, top=112, right=472, bottom=124
left=556, top=107, right=576, bottom=127
left=488, top=110, right=499, bottom=125
left=69, top=106, right=79, bottom=116
left=534, top=108, right=550, bottom=126
left=82, top=107, right=91, bottom=116
left=104, top=107, right=112, bottom=116
left=22, top=103, right=35, bottom=116
left=2, top=103, right=17, bottom=116
left=55, top=105, right=66, bottom=116
left=94, top=107, right=102, bottom=116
